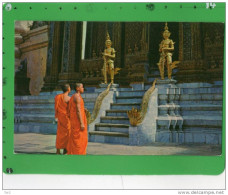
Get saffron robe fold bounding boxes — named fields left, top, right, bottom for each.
left=67, top=95, right=88, bottom=155
left=55, top=94, right=71, bottom=149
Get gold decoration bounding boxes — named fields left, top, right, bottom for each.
left=107, top=67, right=121, bottom=75
left=127, top=79, right=157, bottom=126
left=85, top=108, right=91, bottom=124
left=157, top=22, right=175, bottom=80
left=88, top=83, right=111, bottom=124
left=171, top=61, right=180, bottom=70
left=127, top=107, right=142, bottom=126
left=102, top=31, right=116, bottom=84
left=106, top=31, right=111, bottom=41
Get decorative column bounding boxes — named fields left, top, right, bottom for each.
left=42, top=22, right=65, bottom=91
left=58, top=22, right=83, bottom=86
left=61, top=22, right=71, bottom=73
left=112, top=22, right=122, bottom=68
left=191, top=23, right=202, bottom=61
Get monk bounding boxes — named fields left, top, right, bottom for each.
left=67, top=83, right=88, bottom=155
left=55, top=84, right=71, bottom=155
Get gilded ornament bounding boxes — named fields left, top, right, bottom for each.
left=87, top=83, right=111, bottom=124
left=102, top=32, right=119, bottom=84
left=127, top=79, right=157, bottom=126
left=157, top=22, right=179, bottom=79
left=127, top=107, right=142, bottom=126
left=85, top=108, right=91, bottom=124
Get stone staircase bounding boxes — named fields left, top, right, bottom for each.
left=89, top=88, right=146, bottom=145
left=178, top=82, right=223, bottom=144
left=156, top=81, right=223, bottom=144
left=14, top=91, right=99, bottom=134
left=15, top=81, right=223, bottom=145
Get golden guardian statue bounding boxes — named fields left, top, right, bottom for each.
left=157, top=22, right=177, bottom=80
left=102, top=32, right=116, bottom=84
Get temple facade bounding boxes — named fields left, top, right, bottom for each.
left=14, top=21, right=224, bottom=146
left=15, top=21, right=224, bottom=95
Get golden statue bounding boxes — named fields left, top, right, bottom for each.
left=102, top=32, right=116, bottom=84
left=157, top=22, right=176, bottom=80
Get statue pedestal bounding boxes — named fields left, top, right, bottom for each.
left=99, top=83, right=119, bottom=88
left=95, top=83, right=119, bottom=93
left=156, top=79, right=177, bottom=89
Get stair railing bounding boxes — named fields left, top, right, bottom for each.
left=85, top=83, right=111, bottom=124
left=127, top=79, right=157, bottom=126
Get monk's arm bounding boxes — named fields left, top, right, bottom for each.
left=74, top=95, right=84, bottom=128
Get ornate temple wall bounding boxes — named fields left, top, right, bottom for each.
left=16, top=24, right=48, bottom=95
left=15, top=21, right=33, bottom=72
left=176, top=22, right=224, bottom=82
left=15, top=21, right=224, bottom=95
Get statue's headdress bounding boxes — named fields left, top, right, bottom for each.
left=105, top=32, right=112, bottom=44
left=163, top=22, right=171, bottom=36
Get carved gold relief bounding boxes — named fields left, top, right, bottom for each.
left=127, top=79, right=157, bottom=126
left=127, top=107, right=142, bottom=126
left=87, top=83, right=111, bottom=124
left=85, top=108, right=91, bottom=124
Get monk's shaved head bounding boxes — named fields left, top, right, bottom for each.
left=75, top=83, right=82, bottom=90
left=61, top=83, right=70, bottom=93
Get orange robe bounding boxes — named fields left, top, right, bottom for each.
left=55, top=94, right=71, bottom=149
left=67, top=94, right=88, bottom=155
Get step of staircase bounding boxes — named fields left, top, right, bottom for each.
left=183, top=127, right=222, bottom=133
left=116, top=96, right=142, bottom=103
left=156, top=128, right=221, bottom=144
left=89, top=131, right=129, bottom=145
left=15, top=100, right=95, bottom=106
left=100, top=116, right=129, bottom=125
left=117, top=90, right=145, bottom=97
left=15, top=105, right=94, bottom=114
left=180, top=94, right=223, bottom=101
left=176, top=83, right=213, bottom=88
left=180, top=87, right=223, bottom=94
left=182, top=115, right=222, bottom=128
left=158, top=104, right=223, bottom=116
left=157, top=115, right=184, bottom=131
left=15, top=114, right=54, bottom=123
left=15, top=122, right=57, bottom=134
left=181, top=110, right=222, bottom=116
left=158, top=93, right=223, bottom=102
left=106, top=110, right=128, bottom=117
left=15, top=104, right=54, bottom=108
left=15, top=102, right=94, bottom=111
left=15, top=98, right=55, bottom=104
left=179, top=100, right=223, bottom=105
left=158, top=87, right=223, bottom=95
left=158, top=104, right=180, bottom=116
left=15, top=107, right=55, bottom=114
left=95, top=123, right=129, bottom=134
left=116, top=88, right=133, bottom=91
left=180, top=104, right=223, bottom=111
left=111, top=103, right=141, bottom=110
